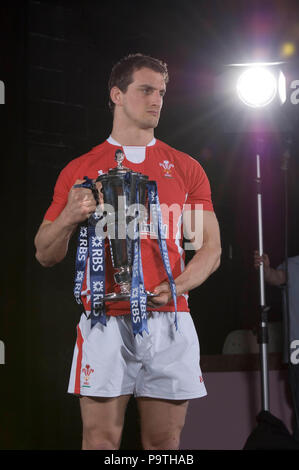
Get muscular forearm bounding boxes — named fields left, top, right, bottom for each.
left=264, top=267, right=286, bottom=286
left=175, top=242, right=221, bottom=297
left=35, top=212, right=77, bottom=267
left=35, top=178, right=100, bottom=267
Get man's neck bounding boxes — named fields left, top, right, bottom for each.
left=110, top=125, right=155, bottom=147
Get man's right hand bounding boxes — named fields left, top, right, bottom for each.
left=254, top=250, right=270, bottom=271
left=35, top=179, right=104, bottom=267
left=253, top=250, right=286, bottom=286
left=62, top=179, right=103, bottom=226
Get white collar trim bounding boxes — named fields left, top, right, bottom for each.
left=107, top=135, right=156, bottom=147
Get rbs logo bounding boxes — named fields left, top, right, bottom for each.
left=0, top=80, right=4, bottom=104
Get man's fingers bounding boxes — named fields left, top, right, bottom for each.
left=153, top=282, right=170, bottom=294
left=147, top=282, right=172, bottom=308
left=95, top=181, right=104, bottom=206
left=81, top=199, right=96, bottom=212
left=71, top=180, right=103, bottom=207
left=82, top=193, right=95, bottom=203
left=95, top=181, right=103, bottom=192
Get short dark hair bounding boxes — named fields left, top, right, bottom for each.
left=108, top=53, right=169, bottom=113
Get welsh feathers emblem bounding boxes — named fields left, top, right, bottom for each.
left=82, top=364, right=94, bottom=387
left=159, top=160, right=174, bottom=178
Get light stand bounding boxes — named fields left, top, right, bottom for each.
left=255, top=138, right=270, bottom=411
left=225, top=62, right=299, bottom=448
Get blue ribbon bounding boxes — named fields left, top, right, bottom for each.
left=74, top=224, right=88, bottom=305
left=147, top=180, right=178, bottom=330
left=129, top=174, right=149, bottom=336
left=74, top=177, right=106, bottom=327
left=88, top=219, right=106, bottom=328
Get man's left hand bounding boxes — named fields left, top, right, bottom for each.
left=147, top=281, right=173, bottom=308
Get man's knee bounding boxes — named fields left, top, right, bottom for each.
left=82, top=428, right=121, bottom=450
left=138, top=397, right=188, bottom=450
left=141, top=429, right=182, bottom=450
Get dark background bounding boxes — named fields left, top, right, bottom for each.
left=1, top=0, right=299, bottom=449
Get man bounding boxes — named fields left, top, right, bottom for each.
left=34, top=54, right=221, bottom=450
left=254, top=250, right=299, bottom=441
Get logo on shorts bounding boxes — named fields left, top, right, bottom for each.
left=82, top=364, right=94, bottom=387
left=199, top=376, right=203, bottom=383
left=159, top=160, right=174, bottom=178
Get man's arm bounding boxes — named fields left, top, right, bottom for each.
left=35, top=179, right=100, bottom=267
left=253, top=251, right=286, bottom=286
left=34, top=218, right=78, bottom=267
left=149, top=210, right=221, bottom=306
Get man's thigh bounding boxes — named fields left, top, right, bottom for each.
left=136, top=397, right=189, bottom=450
left=80, top=394, right=131, bottom=450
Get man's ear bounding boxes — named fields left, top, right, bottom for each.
left=110, top=86, right=123, bottom=107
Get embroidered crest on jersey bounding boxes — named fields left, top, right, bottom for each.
left=140, top=222, right=168, bottom=239
left=97, top=170, right=104, bottom=176
left=159, top=160, right=174, bottom=178
left=82, top=364, right=94, bottom=388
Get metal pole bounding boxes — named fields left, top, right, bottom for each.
left=256, top=151, right=270, bottom=412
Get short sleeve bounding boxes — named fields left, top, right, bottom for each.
left=185, top=158, right=214, bottom=212
left=43, top=163, right=75, bottom=222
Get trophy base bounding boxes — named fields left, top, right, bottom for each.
left=104, top=291, right=157, bottom=302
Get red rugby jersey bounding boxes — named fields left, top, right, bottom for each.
left=44, top=138, right=214, bottom=316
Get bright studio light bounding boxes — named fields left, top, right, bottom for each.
left=236, top=67, right=277, bottom=108
left=278, top=70, right=287, bottom=104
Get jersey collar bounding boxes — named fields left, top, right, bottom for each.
left=107, top=135, right=156, bottom=147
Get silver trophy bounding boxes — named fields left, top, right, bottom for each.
left=96, top=150, right=157, bottom=302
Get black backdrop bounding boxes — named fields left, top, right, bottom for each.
left=1, top=0, right=299, bottom=450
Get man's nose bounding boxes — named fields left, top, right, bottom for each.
left=151, top=91, right=163, bottom=107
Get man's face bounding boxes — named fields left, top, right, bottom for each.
left=118, top=67, right=166, bottom=130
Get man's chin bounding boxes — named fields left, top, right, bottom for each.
left=140, top=118, right=160, bottom=129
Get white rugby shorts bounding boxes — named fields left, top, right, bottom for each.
left=67, top=311, right=207, bottom=400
